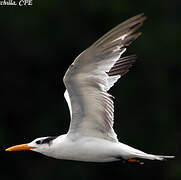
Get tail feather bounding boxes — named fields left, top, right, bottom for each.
left=135, top=153, right=175, bottom=161
left=147, top=154, right=175, bottom=161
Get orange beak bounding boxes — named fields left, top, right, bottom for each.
left=6, top=144, right=36, bottom=151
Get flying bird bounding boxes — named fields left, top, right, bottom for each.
left=6, top=14, right=174, bottom=163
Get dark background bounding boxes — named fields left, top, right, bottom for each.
left=1, top=0, right=180, bottom=180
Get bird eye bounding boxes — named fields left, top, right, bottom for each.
left=36, top=140, right=41, bottom=144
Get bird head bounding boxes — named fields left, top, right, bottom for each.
left=6, top=136, right=57, bottom=153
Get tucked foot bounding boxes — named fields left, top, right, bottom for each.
left=127, top=158, right=144, bottom=165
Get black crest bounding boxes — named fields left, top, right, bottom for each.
left=36, top=136, right=57, bottom=145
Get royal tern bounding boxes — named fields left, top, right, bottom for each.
left=6, top=14, right=174, bottom=163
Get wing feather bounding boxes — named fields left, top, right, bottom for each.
left=108, top=55, right=137, bottom=76
left=63, top=14, right=146, bottom=142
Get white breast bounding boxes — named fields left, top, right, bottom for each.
left=43, top=135, right=137, bottom=162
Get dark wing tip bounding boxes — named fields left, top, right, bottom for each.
left=108, top=55, right=137, bottom=76
left=93, top=13, right=146, bottom=48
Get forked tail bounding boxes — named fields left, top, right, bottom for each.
left=134, top=153, right=175, bottom=161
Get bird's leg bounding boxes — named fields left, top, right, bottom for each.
left=127, top=158, right=144, bottom=165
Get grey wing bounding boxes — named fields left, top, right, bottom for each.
left=63, top=14, right=146, bottom=142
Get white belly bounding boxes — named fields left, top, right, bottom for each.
left=43, top=136, right=135, bottom=162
